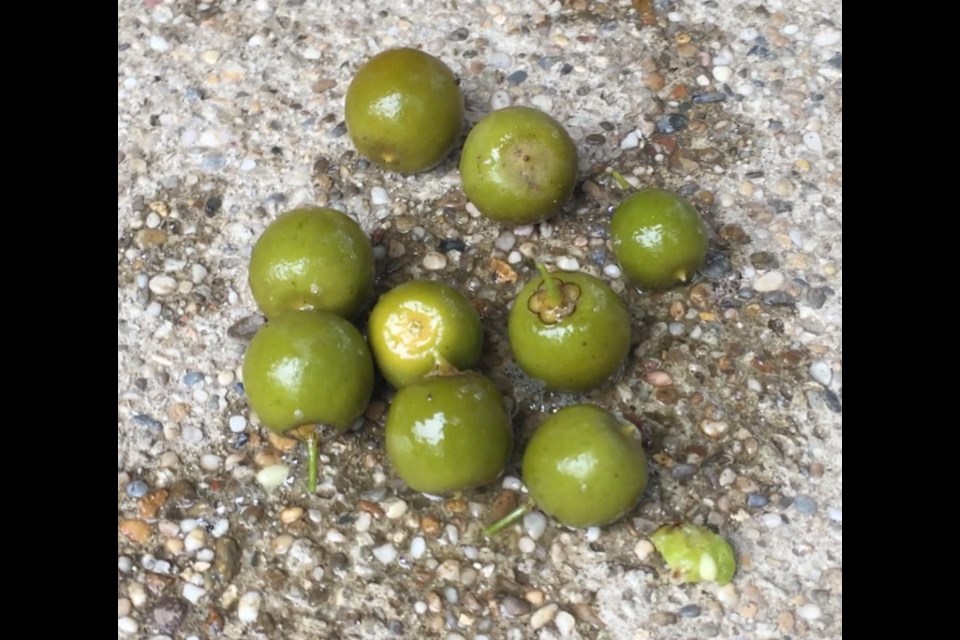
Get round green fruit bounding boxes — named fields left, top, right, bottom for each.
left=522, top=404, right=648, bottom=528
left=650, top=523, right=736, bottom=585
left=345, top=48, right=464, bottom=174
left=368, top=280, right=483, bottom=389
left=242, top=310, right=374, bottom=435
left=508, top=268, right=631, bottom=392
left=610, top=188, right=709, bottom=290
left=459, top=106, right=577, bottom=225
left=248, top=207, right=374, bottom=320
left=385, top=372, right=512, bottom=495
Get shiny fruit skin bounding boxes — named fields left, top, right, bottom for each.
left=650, top=523, right=736, bottom=585
left=507, top=271, right=631, bottom=392
left=242, top=311, right=374, bottom=435
left=610, top=188, right=709, bottom=290
left=459, top=106, right=577, bottom=225
left=368, top=280, right=483, bottom=389
left=248, top=207, right=374, bottom=320
left=522, top=404, right=648, bottom=528
left=345, top=48, right=464, bottom=174
left=385, top=372, right=512, bottom=494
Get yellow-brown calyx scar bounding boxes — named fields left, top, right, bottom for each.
left=527, top=277, right=581, bottom=324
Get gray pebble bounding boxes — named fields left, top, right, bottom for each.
left=507, top=70, right=527, bottom=85
left=699, top=251, right=731, bottom=279
left=678, top=604, right=701, bottom=618
left=701, top=622, right=720, bottom=637
left=655, top=114, right=688, bottom=134
left=448, top=27, right=469, bottom=41
left=822, top=388, right=842, bottom=413
left=539, top=56, right=560, bottom=70
left=329, top=121, right=348, bottom=138
left=585, top=133, right=606, bottom=145
left=183, top=371, right=204, bottom=387
left=746, top=493, right=769, bottom=508
left=693, top=92, right=727, bottom=104
left=201, top=154, right=226, bottom=172
left=809, top=361, right=832, bottom=386
left=126, top=479, right=149, bottom=498
left=227, top=315, right=266, bottom=343
left=500, top=595, right=531, bottom=618
left=671, top=464, right=698, bottom=480
left=793, top=494, right=818, bottom=515
left=133, top=414, right=163, bottom=432
left=152, top=598, right=186, bottom=634
left=761, top=290, right=795, bottom=306
left=651, top=612, right=677, bottom=626
left=804, top=287, right=828, bottom=309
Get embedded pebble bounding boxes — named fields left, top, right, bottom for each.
left=384, top=498, right=408, bottom=519
left=554, top=610, right=576, bottom=636
left=423, top=252, right=448, bottom=270
left=530, top=603, right=558, bottom=630
left=182, top=583, right=206, bottom=604
left=518, top=536, right=536, bottom=553
left=371, top=187, right=389, bottom=205
left=410, top=536, right=426, bottom=559
left=149, top=275, right=177, bottom=295
left=747, top=493, right=769, bottom=508
left=228, top=415, right=247, bottom=433
left=237, top=591, right=261, bottom=623
left=522, top=511, right=547, bottom=540
left=809, top=361, right=832, bottom=386
left=620, top=130, right=640, bottom=149
left=700, top=420, right=729, bottom=438
left=126, top=480, right=149, bottom=498
left=797, top=603, right=822, bottom=620
left=678, top=604, right=702, bottom=618
left=762, top=513, right=783, bottom=528
left=803, top=132, right=823, bottom=153
left=502, top=476, right=523, bottom=491
left=813, top=29, right=841, bottom=47
left=200, top=454, right=221, bottom=471
left=712, top=66, right=733, bottom=83
left=118, top=597, right=132, bottom=617
left=256, top=464, right=290, bottom=490
left=793, top=494, right=818, bottom=515
left=556, top=256, right=579, bottom=271
left=603, top=263, right=622, bottom=278
left=373, top=543, right=398, bottom=564
left=495, top=232, right=516, bottom=252
left=585, top=526, right=601, bottom=542
left=500, top=595, right=531, bottom=617
left=753, top=271, right=785, bottom=292
left=490, top=90, right=511, bottom=110
left=634, top=539, right=654, bottom=560
left=118, top=617, right=139, bottom=634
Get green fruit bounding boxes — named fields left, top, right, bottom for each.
left=522, top=404, right=648, bottom=528
left=610, top=188, right=709, bottom=290
left=368, top=280, right=483, bottom=389
left=242, top=310, right=374, bottom=435
left=508, top=267, right=631, bottom=392
left=385, top=372, right=512, bottom=495
left=345, top=48, right=464, bottom=174
left=459, top=106, right=577, bottom=225
left=650, top=523, right=736, bottom=585
left=248, top=207, right=374, bottom=320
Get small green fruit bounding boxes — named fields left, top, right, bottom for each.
left=385, top=372, right=512, bottom=495
left=522, top=404, right=648, bottom=528
left=610, top=188, right=709, bottom=290
left=508, top=268, right=631, bottom=392
left=242, top=311, right=374, bottom=435
left=459, top=106, right=577, bottom=225
left=650, top=523, right=736, bottom=585
left=368, top=280, right=483, bottom=388
left=248, top=207, right=374, bottom=320
left=345, top=48, right=464, bottom=174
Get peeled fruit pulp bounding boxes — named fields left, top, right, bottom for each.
left=385, top=372, right=512, bottom=494
left=610, top=188, right=709, bottom=290
left=459, top=106, right=577, bottom=225
left=249, top=207, right=374, bottom=320
left=650, top=523, right=736, bottom=585
left=345, top=48, right=464, bottom=174
left=522, top=404, right=648, bottom=528
left=508, top=268, right=631, bottom=392
left=368, top=280, right=483, bottom=389
left=242, top=310, right=374, bottom=435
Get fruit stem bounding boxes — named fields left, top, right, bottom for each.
left=534, top=262, right=563, bottom=308
left=306, top=431, right=319, bottom=494
left=483, top=504, right=530, bottom=538
left=611, top=170, right=632, bottom=191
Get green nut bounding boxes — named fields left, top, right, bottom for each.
left=650, top=523, right=736, bottom=585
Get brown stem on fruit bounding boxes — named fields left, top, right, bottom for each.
left=483, top=504, right=530, bottom=538
left=527, top=263, right=582, bottom=325
left=535, top=262, right=564, bottom=308
left=611, top=170, right=632, bottom=191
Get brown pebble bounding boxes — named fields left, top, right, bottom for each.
left=738, top=601, right=759, bottom=618
left=490, top=258, right=518, bottom=284
left=421, top=515, right=442, bottom=537
left=644, top=72, right=665, bottom=91
left=668, top=84, right=689, bottom=100
left=364, top=401, right=386, bottom=422
left=570, top=602, right=605, bottom=629
left=280, top=506, right=304, bottom=524
left=205, top=607, right=225, bottom=635
left=777, top=611, right=795, bottom=633
left=357, top=500, right=385, bottom=519
left=718, top=224, right=751, bottom=245
left=654, top=387, right=679, bottom=405
left=120, top=519, right=151, bottom=543
left=645, top=371, right=673, bottom=387
left=444, top=499, right=468, bottom=514
left=488, top=489, right=520, bottom=524
left=669, top=300, right=685, bottom=320
left=167, top=402, right=190, bottom=423
left=688, top=283, right=713, bottom=309
left=676, top=43, right=698, bottom=58
left=254, top=450, right=282, bottom=468
left=139, top=489, right=169, bottom=519
left=136, top=229, right=167, bottom=247
left=145, top=572, right=174, bottom=594
left=524, top=589, right=545, bottom=606
left=651, top=611, right=677, bottom=626
left=267, top=431, right=298, bottom=452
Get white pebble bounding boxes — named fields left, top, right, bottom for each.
left=523, top=511, right=547, bottom=540
left=184, top=529, right=206, bottom=552
left=146, top=301, right=162, bottom=317
left=200, top=454, right=221, bottom=471
left=196, top=548, right=214, bottom=562
left=228, top=415, right=247, bottom=433
left=507, top=250, right=522, bottom=264
left=384, top=498, right=408, bottom=519
left=555, top=610, right=576, bottom=636
left=373, top=543, right=398, bottom=564
left=585, top=527, right=601, bottom=542
left=620, top=130, right=640, bottom=150
left=634, top=539, right=654, bottom=560
left=371, top=187, right=389, bottom=206
left=495, top=232, right=516, bottom=252
left=489, top=52, right=512, bottom=69
left=179, top=518, right=199, bottom=533
left=237, top=591, right=262, bottom=623
left=118, top=597, right=132, bottom=617
left=753, top=271, right=785, bottom=292
left=118, top=616, right=139, bottom=634
left=712, top=66, right=733, bottom=83
left=540, top=222, right=553, bottom=238
left=531, top=93, right=553, bottom=112
left=190, top=264, right=208, bottom=283
left=118, top=556, right=133, bottom=572
left=531, top=603, right=559, bottom=630
left=490, top=89, right=511, bottom=110
left=182, top=425, right=203, bottom=443
left=326, top=529, right=346, bottom=543
left=213, top=518, right=230, bottom=536
left=355, top=511, right=372, bottom=532
left=809, top=360, right=832, bottom=386
left=409, top=536, right=427, bottom=559
left=423, top=251, right=447, bottom=270
left=828, top=508, right=842, bottom=522
left=502, top=476, right=523, bottom=491
left=513, top=224, right=534, bottom=237
left=149, top=35, right=170, bottom=51
left=797, top=603, right=822, bottom=620
left=761, top=513, right=783, bottom=528
left=146, top=212, right=161, bottom=228
left=128, top=581, right=147, bottom=606
left=182, top=583, right=206, bottom=604
left=518, top=536, right=536, bottom=553
left=256, top=464, right=290, bottom=490
left=556, top=256, right=579, bottom=272
left=803, top=132, right=823, bottom=153
left=465, top=202, right=481, bottom=217
left=445, top=524, right=460, bottom=545
left=813, top=29, right=841, bottom=47
left=603, top=263, right=622, bottom=278
left=149, top=275, right=177, bottom=295
left=414, top=601, right=428, bottom=614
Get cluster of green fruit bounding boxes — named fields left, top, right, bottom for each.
left=238, top=47, right=734, bottom=583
